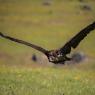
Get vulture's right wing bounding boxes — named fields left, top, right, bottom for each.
left=0, top=32, right=48, bottom=54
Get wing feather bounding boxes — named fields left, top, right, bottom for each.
left=0, top=32, right=48, bottom=54
left=60, top=21, right=95, bottom=54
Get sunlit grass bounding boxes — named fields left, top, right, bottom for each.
left=0, top=64, right=95, bottom=95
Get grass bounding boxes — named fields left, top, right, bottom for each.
left=0, top=64, right=95, bottom=95
left=0, top=0, right=95, bottom=95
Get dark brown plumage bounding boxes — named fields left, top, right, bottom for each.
left=0, top=21, right=95, bottom=64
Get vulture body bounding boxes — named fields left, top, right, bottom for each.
left=0, top=22, right=95, bottom=64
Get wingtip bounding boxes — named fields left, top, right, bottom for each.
left=0, top=32, right=4, bottom=37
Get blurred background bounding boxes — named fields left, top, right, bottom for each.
left=0, top=0, right=95, bottom=95
left=0, top=0, right=95, bottom=65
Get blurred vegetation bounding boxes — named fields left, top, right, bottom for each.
left=0, top=65, right=95, bottom=95
left=0, top=0, right=95, bottom=95
left=0, top=0, right=95, bottom=64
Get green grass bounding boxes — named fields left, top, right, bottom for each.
left=0, top=0, right=95, bottom=95
left=0, top=64, right=95, bottom=95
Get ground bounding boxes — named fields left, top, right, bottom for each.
left=0, top=0, right=95, bottom=95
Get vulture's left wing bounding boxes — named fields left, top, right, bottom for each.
left=60, top=21, right=95, bottom=54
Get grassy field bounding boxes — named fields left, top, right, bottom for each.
left=0, top=64, right=95, bottom=95
left=0, top=0, right=95, bottom=95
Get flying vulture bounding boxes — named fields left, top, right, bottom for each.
left=0, top=22, right=95, bottom=64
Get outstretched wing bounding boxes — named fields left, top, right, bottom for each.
left=60, top=21, right=95, bottom=54
left=0, top=32, right=48, bottom=54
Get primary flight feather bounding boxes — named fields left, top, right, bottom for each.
left=0, top=21, right=95, bottom=64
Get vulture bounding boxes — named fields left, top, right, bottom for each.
left=0, top=22, right=95, bottom=64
